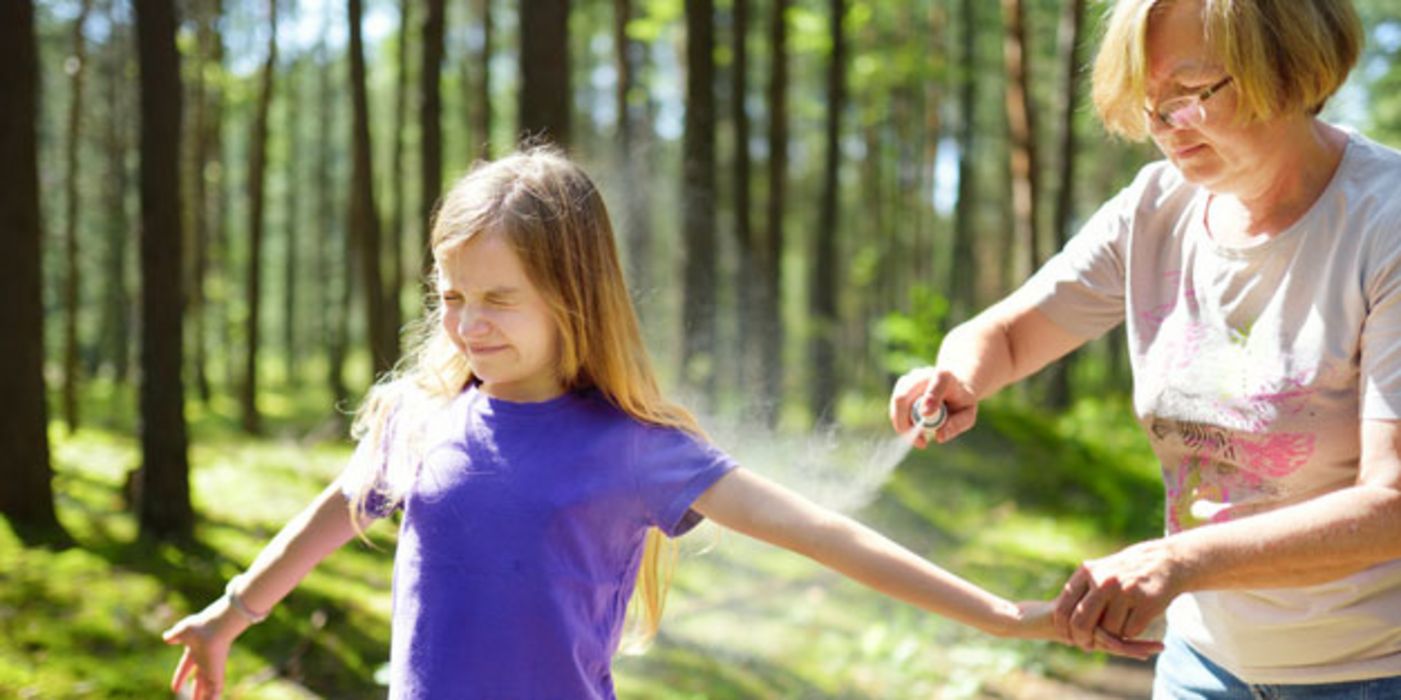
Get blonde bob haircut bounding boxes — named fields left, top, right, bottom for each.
left=1091, top=0, right=1362, bottom=140
left=348, top=146, right=707, bottom=649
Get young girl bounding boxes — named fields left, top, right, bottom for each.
left=162, top=148, right=1096, bottom=700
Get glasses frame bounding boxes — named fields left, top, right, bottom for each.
left=1146, top=75, right=1234, bottom=129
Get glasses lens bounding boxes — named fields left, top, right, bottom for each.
left=1160, top=98, right=1204, bottom=128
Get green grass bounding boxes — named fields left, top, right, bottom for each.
left=3, top=382, right=1162, bottom=698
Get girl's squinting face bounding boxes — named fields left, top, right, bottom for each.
left=438, top=232, right=564, bottom=403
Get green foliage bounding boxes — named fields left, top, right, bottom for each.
left=876, top=284, right=949, bottom=374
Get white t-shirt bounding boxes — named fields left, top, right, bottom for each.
left=1023, top=130, right=1401, bottom=684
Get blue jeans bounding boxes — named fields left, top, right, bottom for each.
left=1154, top=631, right=1401, bottom=699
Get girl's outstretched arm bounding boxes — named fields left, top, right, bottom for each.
left=691, top=468, right=1161, bottom=658
left=162, top=483, right=368, bottom=700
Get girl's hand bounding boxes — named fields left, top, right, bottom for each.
left=888, top=366, right=979, bottom=447
left=1003, top=600, right=1059, bottom=641
left=162, top=597, right=250, bottom=700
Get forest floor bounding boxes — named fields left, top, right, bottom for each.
left=3, top=381, right=1163, bottom=698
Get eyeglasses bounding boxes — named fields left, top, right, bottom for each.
left=1145, top=75, right=1234, bottom=129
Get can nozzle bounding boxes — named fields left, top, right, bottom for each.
left=911, top=400, right=947, bottom=436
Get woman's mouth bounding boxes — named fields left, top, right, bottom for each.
left=1173, top=143, right=1207, bottom=159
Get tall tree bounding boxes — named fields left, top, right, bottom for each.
left=519, top=0, right=571, bottom=145
left=949, top=0, right=979, bottom=322
left=349, top=0, right=394, bottom=378
left=389, top=0, right=410, bottom=339
left=809, top=0, right=845, bottom=424
left=421, top=0, right=446, bottom=287
left=315, top=29, right=351, bottom=417
left=469, top=0, right=494, bottom=158
left=681, top=0, right=717, bottom=401
left=241, top=0, right=278, bottom=434
left=62, top=0, right=95, bottom=433
left=0, top=0, right=65, bottom=537
left=188, top=0, right=223, bottom=403
left=730, top=0, right=756, bottom=389
left=283, top=52, right=301, bottom=388
left=760, top=0, right=790, bottom=426
left=1045, top=0, right=1087, bottom=409
left=614, top=0, right=652, bottom=301
left=98, top=0, right=133, bottom=385
left=134, top=0, right=194, bottom=539
left=1001, top=0, right=1042, bottom=283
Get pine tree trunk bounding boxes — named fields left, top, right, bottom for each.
left=348, top=0, right=393, bottom=379
left=100, top=4, right=133, bottom=386
left=62, top=0, right=94, bottom=433
left=730, top=0, right=756, bottom=393
left=420, top=0, right=445, bottom=289
left=0, top=0, right=66, bottom=537
left=283, top=55, right=301, bottom=389
left=470, top=0, right=493, bottom=158
left=1045, top=0, right=1086, bottom=410
left=1001, top=0, right=1041, bottom=284
left=315, top=31, right=350, bottom=417
left=390, top=0, right=409, bottom=335
left=134, top=0, right=194, bottom=540
left=681, top=0, right=717, bottom=403
left=189, top=0, right=221, bottom=403
left=614, top=0, right=653, bottom=305
left=760, top=0, right=789, bottom=427
left=519, top=0, right=571, bottom=146
left=949, top=0, right=979, bottom=323
left=808, top=0, right=845, bottom=425
left=241, top=0, right=278, bottom=435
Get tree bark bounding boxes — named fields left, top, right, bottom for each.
left=949, top=0, right=978, bottom=322
left=315, top=30, right=350, bottom=418
left=470, top=0, right=493, bottom=158
left=240, top=0, right=278, bottom=434
left=1045, top=0, right=1087, bottom=409
left=420, top=0, right=445, bottom=287
left=283, top=53, right=301, bottom=388
left=808, top=0, right=845, bottom=425
left=134, top=0, right=194, bottom=540
left=348, top=0, right=393, bottom=379
left=519, top=0, right=571, bottom=146
left=681, top=0, right=717, bottom=403
left=760, top=0, right=789, bottom=426
left=62, top=0, right=95, bottom=433
left=614, top=0, right=653, bottom=304
left=0, top=0, right=65, bottom=537
left=188, top=0, right=222, bottom=403
left=99, top=1, right=133, bottom=386
left=389, top=0, right=409, bottom=340
left=730, top=0, right=756, bottom=392
left=1001, top=0, right=1041, bottom=283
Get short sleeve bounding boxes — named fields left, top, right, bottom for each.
left=1019, top=170, right=1152, bottom=339
left=1360, top=213, right=1401, bottom=419
left=337, top=413, right=407, bottom=520
left=629, top=426, right=737, bottom=537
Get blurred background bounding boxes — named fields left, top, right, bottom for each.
left=4, top=0, right=1399, bottom=697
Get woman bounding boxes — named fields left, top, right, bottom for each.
left=890, top=0, right=1401, bottom=695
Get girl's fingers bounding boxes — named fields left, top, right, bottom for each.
left=171, top=647, right=195, bottom=693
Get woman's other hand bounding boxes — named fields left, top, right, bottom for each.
left=1053, top=538, right=1178, bottom=659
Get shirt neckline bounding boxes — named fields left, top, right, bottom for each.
left=1193, top=131, right=1356, bottom=261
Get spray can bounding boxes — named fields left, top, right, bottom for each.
left=911, top=399, right=947, bottom=438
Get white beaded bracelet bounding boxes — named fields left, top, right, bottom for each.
left=224, top=576, right=269, bottom=624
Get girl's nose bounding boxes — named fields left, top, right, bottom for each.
left=457, top=307, right=492, bottom=338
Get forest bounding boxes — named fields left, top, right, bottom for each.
left=4, top=0, right=1401, bottom=697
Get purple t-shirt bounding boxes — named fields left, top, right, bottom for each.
left=339, top=384, right=736, bottom=699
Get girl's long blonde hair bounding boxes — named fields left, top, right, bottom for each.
left=348, top=146, right=704, bottom=648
